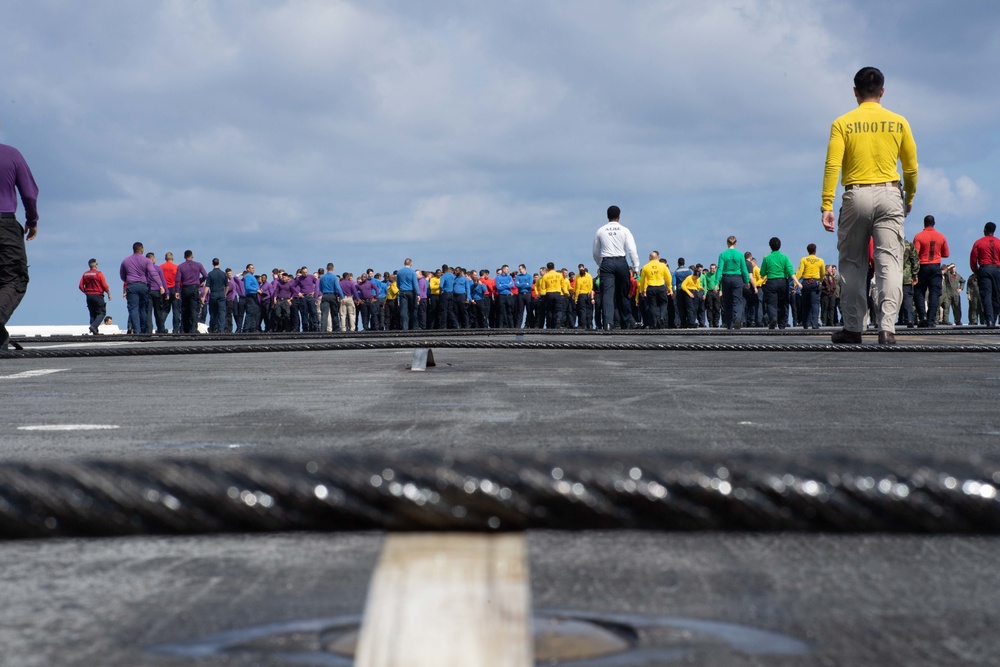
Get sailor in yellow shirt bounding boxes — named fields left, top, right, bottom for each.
left=537, top=262, right=566, bottom=328
left=822, top=66, right=918, bottom=345
left=796, top=244, right=826, bottom=329
left=428, top=270, right=442, bottom=330
left=679, top=268, right=705, bottom=328
left=574, top=267, right=595, bottom=329
left=638, top=251, right=672, bottom=329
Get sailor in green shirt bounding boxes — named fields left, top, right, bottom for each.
left=713, top=235, right=754, bottom=329
left=758, top=237, right=801, bottom=329
left=701, top=262, right=722, bottom=327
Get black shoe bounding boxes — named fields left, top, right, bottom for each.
left=831, top=328, right=862, bottom=344
left=768, top=322, right=776, bottom=330
left=878, top=331, right=897, bottom=345
left=917, top=320, right=929, bottom=328
left=734, top=321, right=741, bottom=330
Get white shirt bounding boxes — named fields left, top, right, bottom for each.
left=592, top=220, right=639, bottom=269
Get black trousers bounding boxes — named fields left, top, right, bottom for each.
left=180, top=286, right=200, bottom=333
left=86, top=294, right=106, bottom=332
left=763, top=278, right=790, bottom=328
left=0, top=218, right=28, bottom=340
left=915, top=264, right=942, bottom=326
left=599, top=256, right=633, bottom=329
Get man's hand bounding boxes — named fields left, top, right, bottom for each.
left=822, top=210, right=836, bottom=232
left=25, top=225, right=37, bottom=241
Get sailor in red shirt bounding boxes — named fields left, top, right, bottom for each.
left=912, top=215, right=950, bottom=327
left=79, top=258, right=111, bottom=335
left=160, top=251, right=180, bottom=333
left=970, top=221, right=1000, bottom=327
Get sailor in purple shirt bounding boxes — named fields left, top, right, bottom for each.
left=257, top=274, right=274, bottom=331
left=292, top=268, right=319, bottom=332
left=146, top=252, right=171, bottom=334
left=230, top=269, right=246, bottom=333
left=0, top=143, right=40, bottom=349
left=119, top=241, right=163, bottom=334
left=357, top=276, right=379, bottom=331
left=417, top=270, right=429, bottom=329
left=339, top=274, right=360, bottom=332
left=175, top=249, right=209, bottom=334
left=272, top=272, right=295, bottom=331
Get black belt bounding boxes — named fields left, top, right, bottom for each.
left=844, top=180, right=900, bottom=191
left=0, top=212, right=15, bottom=219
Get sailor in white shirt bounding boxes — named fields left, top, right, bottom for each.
left=592, top=205, right=640, bottom=330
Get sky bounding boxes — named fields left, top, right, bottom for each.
left=3, top=0, right=999, bottom=325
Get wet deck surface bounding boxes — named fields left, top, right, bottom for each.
left=2, top=328, right=998, bottom=666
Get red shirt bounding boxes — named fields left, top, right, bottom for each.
left=160, top=261, right=179, bottom=289
left=479, top=277, right=496, bottom=297
left=913, top=228, right=949, bottom=265
left=971, top=235, right=1000, bottom=273
left=79, top=269, right=110, bottom=295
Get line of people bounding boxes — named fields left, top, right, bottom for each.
left=79, top=220, right=1000, bottom=336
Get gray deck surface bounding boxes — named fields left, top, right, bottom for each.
left=1, top=329, right=998, bottom=666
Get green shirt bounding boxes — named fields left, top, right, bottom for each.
left=759, top=250, right=795, bottom=280
left=701, top=271, right=721, bottom=291
left=715, top=248, right=750, bottom=284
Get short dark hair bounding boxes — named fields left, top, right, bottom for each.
left=88, top=258, right=98, bottom=267
left=607, top=205, right=620, bottom=221
left=212, top=258, right=220, bottom=267
left=677, top=258, right=685, bottom=266
left=184, top=250, right=194, bottom=259
left=769, top=237, right=781, bottom=251
left=854, top=67, right=884, bottom=99
left=132, top=242, right=143, bottom=253
left=924, top=215, right=936, bottom=227
left=986, top=222, right=997, bottom=235
left=546, top=261, right=555, bottom=270
left=807, top=243, right=817, bottom=254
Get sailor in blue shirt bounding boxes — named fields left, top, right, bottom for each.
left=470, top=277, right=487, bottom=328
left=494, top=265, right=516, bottom=328
left=514, top=264, right=533, bottom=328
left=396, top=258, right=419, bottom=330
left=438, top=265, right=457, bottom=329
left=452, top=268, right=472, bottom=328
left=673, top=259, right=693, bottom=328
left=319, top=263, right=344, bottom=332
left=241, top=264, right=260, bottom=333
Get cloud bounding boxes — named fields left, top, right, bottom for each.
left=917, top=168, right=990, bottom=218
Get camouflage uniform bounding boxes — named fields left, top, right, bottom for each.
left=899, top=239, right=920, bottom=326
left=967, top=273, right=983, bottom=325
left=939, top=268, right=964, bottom=324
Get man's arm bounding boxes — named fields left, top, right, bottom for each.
left=899, top=118, right=918, bottom=214
left=821, top=121, right=845, bottom=232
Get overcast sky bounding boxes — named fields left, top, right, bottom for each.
left=3, top=0, right=998, bottom=325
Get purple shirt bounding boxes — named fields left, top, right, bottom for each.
left=176, top=260, right=208, bottom=290
left=0, top=144, right=39, bottom=225
left=340, top=279, right=359, bottom=300
left=225, top=277, right=237, bottom=302
left=357, top=280, right=378, bottom=300
left=149, top=263, right=168, bottom=291
left=259, top=280, right=275, bottom=300
left=120, top=253, right=162, bottom=288
left=273, top=279, right=294, bottom=300
left=418, top=277, right=429, bottom=299
left=293, top=274, right=318, bottom=297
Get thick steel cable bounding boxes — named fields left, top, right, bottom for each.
left=2, top=337, right=999, bottom=359
left=1, top=451, right=1000, bottom=539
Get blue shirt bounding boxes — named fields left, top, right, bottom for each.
left=396, top=266, right=417, bottom=292
left=471, top=282, right=486, bottom=301
left=319, top=273, right=344, bottom=297
left=243, top=272, right=259, bottom=296
left=514, top=273, right=532, bottom=293
left=374, top=279, right=388, bottom=298
left=495, top=274, right=515, bottom=295
left=673, top=266, right=693, bottom=290
left=453, top=275, right=471, bottom=300
left=439, top=272, right=456, bottom=293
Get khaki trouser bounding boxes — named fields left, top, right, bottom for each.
left=837, top=185, right=904, bottom=333
left=339, top=298, right=357, bottom=331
